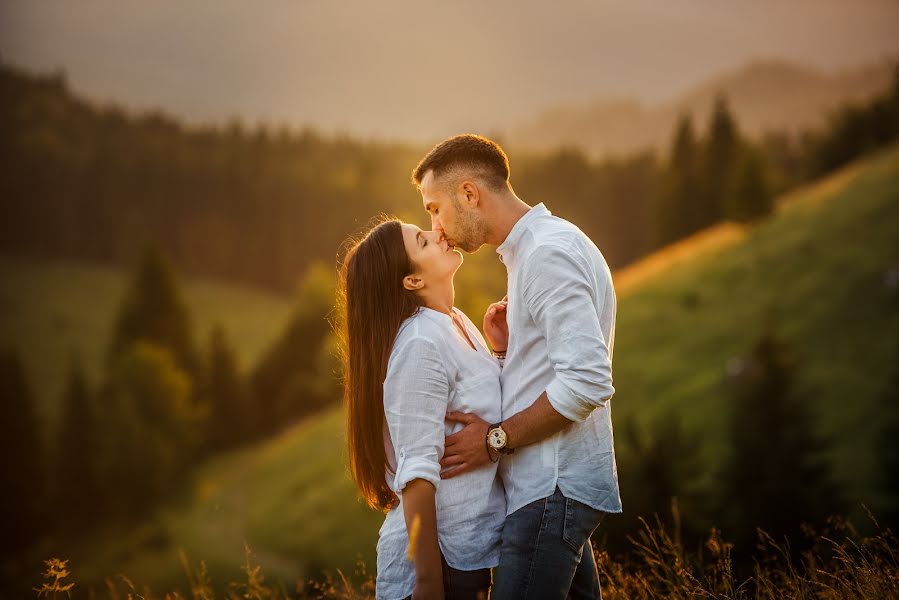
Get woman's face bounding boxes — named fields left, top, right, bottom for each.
left=400, top=223, right=463, bottom=289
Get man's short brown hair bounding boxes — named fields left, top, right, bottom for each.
left=411, top=134, right=510, bottom=192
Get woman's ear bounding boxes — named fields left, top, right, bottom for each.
left=403, top=274, right=424, bottom=291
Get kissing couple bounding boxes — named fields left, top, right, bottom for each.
left=338, top=134, right=621, bottom=600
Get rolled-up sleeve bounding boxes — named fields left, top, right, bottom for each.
left=383, top=335, right=450, bottom=491
left=522, top=244, right=615, bottom=422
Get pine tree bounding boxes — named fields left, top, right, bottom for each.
left=52, top=353, right=101, bottom=533
left=655, top=114, right=703, bottom=247
left=200, top=324, right=253, bottom=452
left=702, top=95, right=742, bottom=225
left=729, top=146, right=773, bottom=222
left=96, top=342, right=198, bottom=517
left=891, top=63, right=899, bottom=133
left=721, top=326, right=843, bottom=550
left=250, top=262, right=338, bottom=435
left=0, top=348, right=48, bottom=558
left=604, top=413, right=710, bottom=554
left=876, top=340, right=899, bottom=532
left=108, top=245, right=200, bottom=378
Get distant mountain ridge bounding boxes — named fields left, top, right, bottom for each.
left=505, top=58, right=897, bottom=158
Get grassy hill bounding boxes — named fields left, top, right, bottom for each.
left=9, top=144, right=899, bottom=596
left=612, top=142, right=899, bottom=504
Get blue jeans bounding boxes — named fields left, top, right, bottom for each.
left=491, top=486, right=605, bottom=600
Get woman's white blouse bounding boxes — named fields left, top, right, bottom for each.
left=376, top=306, right=505, bottom=600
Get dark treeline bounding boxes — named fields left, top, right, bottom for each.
left=3, top=61, right=898, bottom=293
left=0, top=62, right=653, bottom=294
left=0, top=63, right=740, bottom=294
left=0, top=63, right=421, bottom=293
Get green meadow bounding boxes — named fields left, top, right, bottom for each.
left=4, top=144, right=899, bottom=594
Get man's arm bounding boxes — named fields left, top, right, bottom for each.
left=440, top=244, right=614, bottom=478
left=441, top=393, right=573, bottom=478
left=498, top=390, right=570, bottom=449
left=523, top=243, right=615, bottom=422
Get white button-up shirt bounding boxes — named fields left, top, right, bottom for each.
left=376, top=307, right=505, bottom=600
left=497, top=202, right=622, bottom=516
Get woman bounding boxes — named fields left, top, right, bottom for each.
left=338, top=217, right=506, bottom=600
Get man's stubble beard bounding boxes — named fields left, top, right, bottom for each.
left=451, top=195, right=488, bottom=253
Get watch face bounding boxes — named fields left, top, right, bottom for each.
left=488, top=427, right=507, bottom=449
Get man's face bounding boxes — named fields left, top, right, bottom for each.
left=419, top=169, right=485, bottom=253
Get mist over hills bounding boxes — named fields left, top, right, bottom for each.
left=505, top=58, right=897, bottom=158
left=5, top=0, right=899, bottom=148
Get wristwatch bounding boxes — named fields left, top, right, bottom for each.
left=486, top=422, right=515, bottom=458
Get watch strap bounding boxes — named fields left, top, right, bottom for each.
left=485, top=423, right=501, bottom=463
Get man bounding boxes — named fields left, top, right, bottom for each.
left=411, top=134, right=621, bottom=600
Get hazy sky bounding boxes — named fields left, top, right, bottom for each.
left=2, top=0, right=898, bottom=141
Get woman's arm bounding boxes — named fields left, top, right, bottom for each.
left=483, top=296, right=509, bottom=354
left=382, top=334, right=450, bottom=599
left=402, top=479, right=443, bottom=599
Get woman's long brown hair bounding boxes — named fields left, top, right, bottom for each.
left=336, top=218, right=422, bottom=511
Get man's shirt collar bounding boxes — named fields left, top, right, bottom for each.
left=496, top=202, right=549, bottom=262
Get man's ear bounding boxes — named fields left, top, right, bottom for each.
left=460, top=181, right=480, bottom=208
left=403, top=274, right=424, bottom=291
